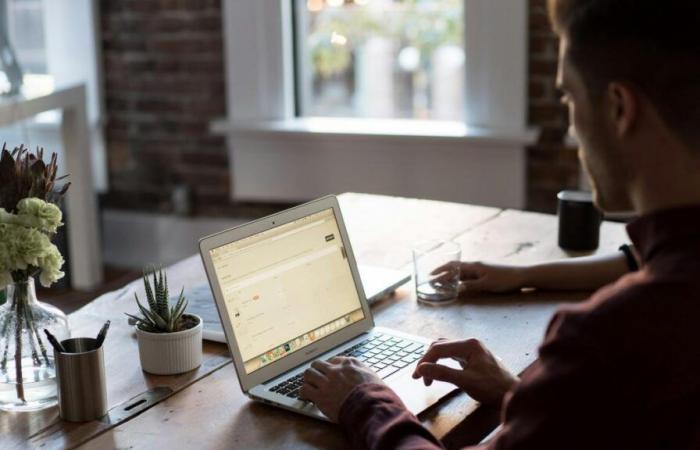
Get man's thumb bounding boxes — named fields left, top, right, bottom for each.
left=416, top=362, right=462, bottom=385
left=461, top=279, right=484, bottom=293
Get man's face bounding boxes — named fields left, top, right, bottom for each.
left=556, top=39, right=632, bottom=212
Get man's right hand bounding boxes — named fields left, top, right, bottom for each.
left=412, top=338, right=519, bottom=406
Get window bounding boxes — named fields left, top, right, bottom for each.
left=1, top=0, right=53, bottom=96
left=4, top=0, right=47, bottom=74
left=223, top=1, right=527, bottom=132
left=220, top=1, right=532, bottom=207
left=0, top=0, right=106, bottom=191
left=295, top=0, right=465, bottom=121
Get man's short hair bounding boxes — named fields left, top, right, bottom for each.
left=548, top=0, right=700, bottom=149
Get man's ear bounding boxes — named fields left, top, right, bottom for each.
left=607, top=82, right=637, bottom=137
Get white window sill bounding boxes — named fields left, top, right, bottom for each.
left=0, top=111, right=103, bottom=132
left=211, top=117, right=538, bottom=147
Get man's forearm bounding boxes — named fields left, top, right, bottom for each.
left=517, top=251, right=629, bottom=291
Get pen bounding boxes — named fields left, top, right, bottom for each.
left=95, top=320, right=111, bottom=348
left=44, top=329, right=66, bottom=353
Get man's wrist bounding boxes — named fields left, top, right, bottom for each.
left=512, top=266, right=530, bottom=289
left=339, top=383, right=389, bottom=421
left=338, top=382, right=443, bottom=449
left=338, top=382, right=406, bottom=428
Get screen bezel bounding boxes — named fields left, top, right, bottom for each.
left=199, top=195, right=374, bottom=392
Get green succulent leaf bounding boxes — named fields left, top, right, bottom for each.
left=155, top=269, right=167, bottom=317
left=124, top=312, right=144, bottom=323
left=143, top=271, right=156, bottom=312
left=164, top=272, right=169, bottom=316
left=127, top=266, right=189, bottom=333
left=145, top=309, right=168, bottom=330
left=134, top=296, right=154, bottom=324
left=173, top=288, right=186, bottom=314
left=135, top=293, right=168, bottom=330
left=152, top=312, right=169, bottom=331
left=125, top=313, right=149, bottom=330
left=172, top=299, right=187, bottom=326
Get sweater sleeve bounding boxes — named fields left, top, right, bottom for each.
left=486, top=305, right=632, bottom=450
left=338, top=383, right=446, bottom=450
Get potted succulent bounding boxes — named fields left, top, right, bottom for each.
left=126, top=268, right=202, bottom=375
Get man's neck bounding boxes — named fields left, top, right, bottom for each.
left=630, top=152, right=700, bottom=215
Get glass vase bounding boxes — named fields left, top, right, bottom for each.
left=0, top=277, right=69, bottom=412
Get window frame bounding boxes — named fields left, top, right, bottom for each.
left=223, top=0, right=529, bottom=132
left=0, top=0, right=107, bottom=191
left=219, top=0, right=535, bottom=207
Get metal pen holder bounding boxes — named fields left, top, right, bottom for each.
left=54, top=337, right=108, bottom=422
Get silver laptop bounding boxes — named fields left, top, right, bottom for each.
left=360, top=265, right=410, bottom=304
left=199, top=195, right=457, bottom=421
left=182, top=266, right=410, bottom=344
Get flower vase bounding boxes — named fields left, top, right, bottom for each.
left=0, top=277, right=69, bottom=411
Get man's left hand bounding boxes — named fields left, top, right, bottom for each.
left=300, top=356, right=386, bottom=422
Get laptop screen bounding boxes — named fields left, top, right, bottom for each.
left=209, top=208, right=366, bottom=374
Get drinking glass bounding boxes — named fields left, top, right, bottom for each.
left=412, top=240, right=461, bottom=305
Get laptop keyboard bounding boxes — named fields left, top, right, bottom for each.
left=269, top=333, right=426, bottom=400
left=270, top=373, right=306, bottom=399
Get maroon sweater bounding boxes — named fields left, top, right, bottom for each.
left=339, top=206, right=700, bottom=450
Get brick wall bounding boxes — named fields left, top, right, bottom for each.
left=526, top=0, right=580, bottom=212
left=100, top=0, right=229, bottom=215
left=100, top=0, right=576, bottom=215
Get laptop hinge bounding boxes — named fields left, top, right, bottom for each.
left=262, top=330, right=371, bottom=385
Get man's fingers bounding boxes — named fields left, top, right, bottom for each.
left=303, top=367, right=326, bottom=388
left=299, top=382, right=319, bottom=402
left=432, top=262, right=486, bottom=284
left=431, top=272, right=460, bottom=285
left=413, top=339, right=482, bottom=376
left=430, top=262, right=451, bottom=276
left=311, top=359, right=333, bottom=373
left=422, top=338, right=482, bottom=363
left=415, top=362, right=463, bottom=386
left=458, top=262, right=484, bottom=280
left=346, top=356, right=364, bottom=366
left=430, top=260, right=461, bottom=276
left=328, top=356, right=361, bottom=368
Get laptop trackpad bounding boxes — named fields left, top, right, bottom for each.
left=388, top=359, right=462, bottom=415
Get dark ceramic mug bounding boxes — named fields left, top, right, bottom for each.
left=557, top=190, right=602, bottom=251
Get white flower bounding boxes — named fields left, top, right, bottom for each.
left=16, top=198, right=63, bottom=233
left=37, top=246, right=65, bottom=287
left=0, top=223, right=65, bottom=287
left=14, top=225, right=49, bottom=267
left=0, top=208, right=17, bottom=225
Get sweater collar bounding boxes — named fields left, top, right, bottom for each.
left=627, top=204, right=700, bottom=263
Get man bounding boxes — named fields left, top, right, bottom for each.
left=300, top=1, right=700, bottom=448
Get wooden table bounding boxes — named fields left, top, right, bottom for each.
left=2, top=193, right=629, bottom=450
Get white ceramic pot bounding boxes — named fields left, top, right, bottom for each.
left=135, top=314, right=203, bottom=375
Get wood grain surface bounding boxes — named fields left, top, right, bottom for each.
left=3, top=256, right=231, bottom=450
left=3, top=193, right=629, bottom=450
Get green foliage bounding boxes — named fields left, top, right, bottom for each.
left=126, top=267, right=189, bottom=333
left=307, top=0, right=463, bottom=77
